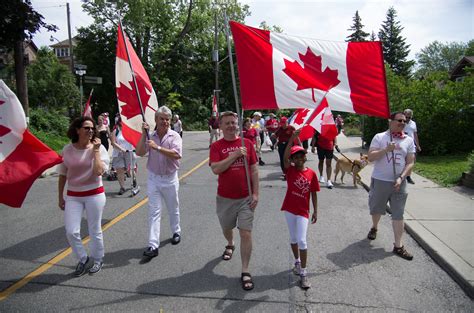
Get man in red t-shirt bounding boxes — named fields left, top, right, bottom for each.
left=209, top=111, right=259, bottom=291
left=272, top=116, right=299, bottom=179
left=265, top=113, right=279, bottom=151
left=311, top=132, right=337, bottom=189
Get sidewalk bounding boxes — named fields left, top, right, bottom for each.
left=335, top=133, right=474, bottom=298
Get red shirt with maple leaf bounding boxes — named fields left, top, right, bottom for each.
left=209, top=137, right=257, bottom=199
left=275, top=125, right=296, bottom=144
left=281, top=166, right=320, bottom=218
left=265, top=118, right=279, bottom=132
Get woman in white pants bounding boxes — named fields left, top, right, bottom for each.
left=58, top=116, right=109, bottom=277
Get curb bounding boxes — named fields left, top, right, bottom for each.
left=404, top=219, right=474, bottom=299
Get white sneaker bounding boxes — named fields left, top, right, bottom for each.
left=319, top=176, right=325, bottom=183
left=327, top=180, right=333, bottom=189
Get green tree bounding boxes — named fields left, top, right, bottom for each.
left=78, top=0, right=250, bottom=128
left=0, top=0, right=57, bottom=117
left=27, top=47, right=80, bottom=113
left=378, top=7, right=414, bottom=77
left=369, top=31, right=377, bottom=41
left=415, top=41, right=468, bottom=78
left=464, top=39, right=474, bottom=56
left=346, top=10, right=369, bottom=42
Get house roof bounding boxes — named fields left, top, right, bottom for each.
left=49, top=37, right=78, bottom=48
left=450, top=56, right=474, bottom=79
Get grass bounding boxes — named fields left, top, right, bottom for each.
left=343, top=126, right=362, bottom=136
left=30, top=129, right=69, bottom=153
left=415, top=153, right=470, bottom=187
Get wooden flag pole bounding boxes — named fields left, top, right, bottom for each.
left=223, top=11, right=253, bottom=202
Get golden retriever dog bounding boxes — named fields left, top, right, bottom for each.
left=333, top=153, right=369, bottom=187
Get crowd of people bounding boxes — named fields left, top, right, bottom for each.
left=57, top=108, right=419, bottom=290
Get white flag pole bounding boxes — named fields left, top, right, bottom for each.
left=223, top=12, right=253, bottom=202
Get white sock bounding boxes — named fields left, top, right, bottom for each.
left=295, top=258, right=301, bottom=264
left=300, top=267, right=307, bottom=276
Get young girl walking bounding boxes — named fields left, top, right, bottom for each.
left=281, top=130, right=319, bottom=289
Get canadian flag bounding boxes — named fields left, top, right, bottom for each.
left=83, top=89, right=93, bottom=118
left=288, top=99, right=338, bottom=142
left=230, top=22, right=389, bottom=118
left=116, top=23, right=158, bottom=147
left=0, top=80, right=62, bottom=208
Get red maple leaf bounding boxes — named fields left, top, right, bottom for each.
left=283, top=48, right=340, bottom=102
left=293, top=109, right=310, bottom=125
left=116, top=79, right=151, bottom=120
left=0, top=124, right=11, bottom=137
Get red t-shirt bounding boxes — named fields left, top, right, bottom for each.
left=209, top=137, right=257, bottom=199
left=317, top=136, right=334, bottom=150
left=242, top=127, right=258, bottom=145
left=275, top=125, right=296, bottom=143
left=281, top=166, right=320, bottom=218
left=265, top=118, right=279, bottom=132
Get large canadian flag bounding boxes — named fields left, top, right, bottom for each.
left=230, top=21, right=389, bottom=118
left=116, top=23, right=158, bottom=147
left=288, top=99, right=338, bottom=142
left=0, top=80, right=62, bottom=208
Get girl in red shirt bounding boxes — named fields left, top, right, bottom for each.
left=281, top=130, right=319, bottom=290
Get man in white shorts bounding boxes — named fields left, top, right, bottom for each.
left=403, top=109, right=421, bottom=184
left=367, top=112, right=416, bottom=260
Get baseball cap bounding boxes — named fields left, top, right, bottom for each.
left=290, top=145, right=306, bottom=156
left=253, top=111, right=262, bottom=117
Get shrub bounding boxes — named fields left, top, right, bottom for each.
left=468, top=150, right=474, bottom=174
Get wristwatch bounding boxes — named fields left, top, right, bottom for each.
left=157, top=146, right=162, bottom=151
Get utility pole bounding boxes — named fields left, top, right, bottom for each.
left=14, top=41, right=29, bottom=123
left=213, top=8, right=220, bottom=111
left=66, top=2, right=74, bottom=73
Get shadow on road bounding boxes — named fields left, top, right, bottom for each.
left=71, top=256, right=301, bottom=312
left=326, top=239, right=392, bottom=270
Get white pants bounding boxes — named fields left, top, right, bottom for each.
left=284, top=211, right=309, bottom=250
left=64, top=193, right=106, bottom=263
left=147, top=171, right=181, bottom=249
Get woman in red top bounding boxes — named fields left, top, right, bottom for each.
left=272, top=116, right=299, bottom=179
left=281, top=129, right=319, bottom=290
left=243, top=118, right=265, bottom=166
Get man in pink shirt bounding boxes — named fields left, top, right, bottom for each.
left=209, top=111, right=259, bottom=291
left=136, top=106, right=183, bottom=262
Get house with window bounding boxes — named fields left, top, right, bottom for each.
left=49, top=37, right=78, bottom=68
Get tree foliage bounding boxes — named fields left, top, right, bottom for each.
left=27, top=47, right=80, bottom=113
left=415, top=41, right=469, bottom=78
left=378, top=7, right=414, bottom=77
left=346, top=11, right=369, bottom=42
left=77, top=0, right=250, bottom=128
left=0, top=0, right=57, bottom=49
left=363, top=67, right=474, bottom=155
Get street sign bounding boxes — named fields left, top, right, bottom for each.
left=84, top=76, right=103, bottom=84
left=75, top=64, right=87, bottom=70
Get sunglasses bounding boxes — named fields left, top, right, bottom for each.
left=82, top=126, right=94, bottom=130
left=394, top=119, right=406, bottom=123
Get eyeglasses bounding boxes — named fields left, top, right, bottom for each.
left=395, top=119, right=406, bottom=123
left=82, top=126, right=94, bottom=130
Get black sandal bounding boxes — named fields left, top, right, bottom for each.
left=222, top=245, right=235, bottom=261
left=241, top=272, right=254, bottom=291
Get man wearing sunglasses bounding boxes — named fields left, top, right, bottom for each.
left=366, top=112, right=416, bottom=260
left=403, top=109, right=421, bottom=184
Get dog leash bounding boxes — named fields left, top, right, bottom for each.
left=335, top=145, right=362, bottom=171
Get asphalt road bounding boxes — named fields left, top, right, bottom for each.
left=0, top=131, right=472, bottom=312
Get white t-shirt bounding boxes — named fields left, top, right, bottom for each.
left=404, top=119, right=417, bottom=139
left=370, top=131, right=416, bottom=182
left=57, top=144, right=110, bottom=192
left=112, top=128, right=134, bottom=158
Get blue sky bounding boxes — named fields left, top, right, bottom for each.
left=32, top=0, right=473, bottom=61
